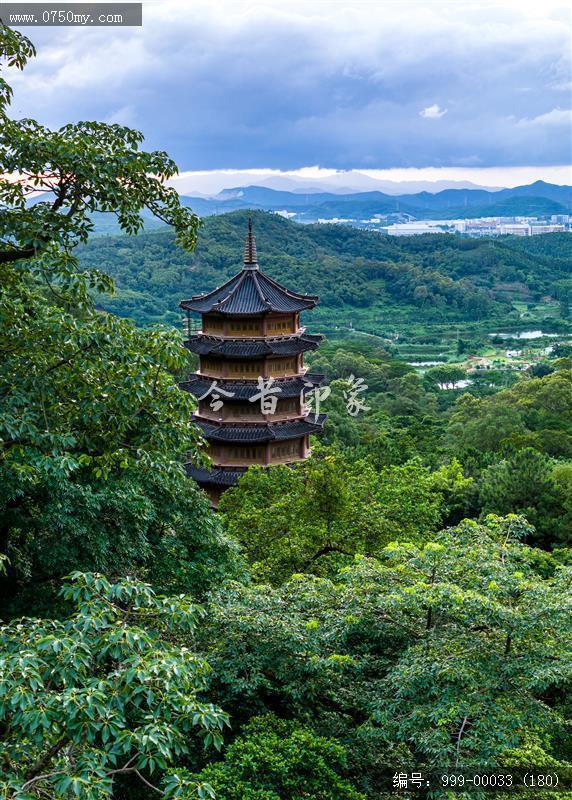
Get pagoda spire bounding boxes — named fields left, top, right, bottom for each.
left=243, top=214, right=258, bottom=269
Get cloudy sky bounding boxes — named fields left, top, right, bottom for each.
left=7, top=0, right=572, bottom=190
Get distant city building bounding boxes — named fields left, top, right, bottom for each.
left=530, top=224, right=566, bottom=235
left=292, top=209, right=571, bottom=237
left=499, top=224, right=531, bottom=236
left=382, top=222, right=446, bottom=236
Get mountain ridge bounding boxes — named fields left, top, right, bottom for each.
left=178, top=181, right=572, bottom=222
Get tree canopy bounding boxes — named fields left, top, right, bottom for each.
left=1, top=23, right=571, bottom=800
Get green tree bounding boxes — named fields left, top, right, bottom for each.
left=0, top=269, right=240, bottom=608
left=374, top=517, right=572, bottom=770
left=0, top=26, right=237, bottom=608
left=219, top=452, right=466, bottom=583
left=479, top=448, right=571, bottom=547
left=186, top=715, right=365, bottom=800
left=447, top=371, right=572, bottom=458
left=202, top=517, right=572, bottom=788
left=0, top=572, right=228, bottom=800
left=424, top=364, right=466, bottom=389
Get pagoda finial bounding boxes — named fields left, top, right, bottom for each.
left=243, top=213, right=258, bottom=269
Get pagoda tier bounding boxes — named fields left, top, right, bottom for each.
left=194, top=416, right=326, bottom=443
left=184, top=333, right=322, bottom=357
left=180, top=373, right=325, bottom=401
left=180, top=217, right=326, bottom=505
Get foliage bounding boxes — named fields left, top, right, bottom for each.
left=185, top=715, right=365, bottom=800
left=201, top=518, right=572, bottom=794
left=479, top=448, right=572, bottom=547
left=1, top=25, right=571, bottom=800
left=74, top=210, right=572, bottom=329
left=0, top=573, right=228, bottom=800
left=0, top=24, right=239, bottom=611
left=218, top=451, right=472, bottom=583
left=447, top=369, right=572, bottom=459
left=0, top=259, right=243, bottom=608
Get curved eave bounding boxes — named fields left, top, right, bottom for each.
left=184, top=333, right=322, bottom=358
left=193, top=415, right=326, bottom=444
left=179, top=267, right=319, bottom=315
left=180, top=373, right=326, bottom=400
left=185, top=464, right=244, bottom=487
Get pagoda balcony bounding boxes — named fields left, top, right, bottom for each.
left=185, top=333, right=321, bottom=358
left=180, top=373, right=326, bottom=401
left=195, top=416, right=325, bottom=443
left=209, top=452, right=310, bottom=468
left=196, top=405, right=305, bottom=423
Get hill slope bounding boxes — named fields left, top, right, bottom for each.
left=79, top=210, right=571, bottom=334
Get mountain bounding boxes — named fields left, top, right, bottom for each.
left=174, top=181, right=571, bottom=223
left=64, top=181, right=571, bottom=237
left=169, top=170, right=502, bottom=196
left=79, top=210, right=571, bottom=334
left=30, top=182, right=572, bottom=238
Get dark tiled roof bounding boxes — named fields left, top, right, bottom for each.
left=180, top=373, right=326, bottom=400
left=185, top=333, right=322, bottom=358
left=193, top=415, right=326, bottom=444
left=180, top=269, right=319, bottom=315
left=185, top=464, right=245, bottom=486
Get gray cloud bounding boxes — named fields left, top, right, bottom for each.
left=8, top=1, right=571, bottom=170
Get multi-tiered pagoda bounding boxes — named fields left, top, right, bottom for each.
left=180, top=218, right=326, bottom=505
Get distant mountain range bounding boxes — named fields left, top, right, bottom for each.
left=177, top=181, right=571, bottom=222
left=29, top=180, right=572, bottom=236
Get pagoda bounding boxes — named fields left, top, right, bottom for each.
left=180, top=218, right=326, bottom=505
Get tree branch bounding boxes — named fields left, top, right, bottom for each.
left=24, top=736, right=69, bottom=781
left=300, top=545, right=352, bottom=569
left=0, top=246, right=36, bottom=264
left=454, top=716, right=469, bottom=769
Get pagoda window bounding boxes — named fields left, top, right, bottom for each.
left=279, top=399, right=299, bottom=413
left=267, top=315, right=295, bottom=333
left=203, top=316, right=224, bottom=333
left=200, top=357, right=222, bottom=375
left=268, top=357, right=297, bottom=375
left=271, top=441, right=300, bottom=458
left=228, top=403, right=262, bottom=416
left=228, top=319, right=263, bottom=336
left=225, top=445, right=265, bottom=461
left=227, top=360, right=265, bottom=378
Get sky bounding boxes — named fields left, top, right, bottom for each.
left=7, top=0, right=572, bottom=191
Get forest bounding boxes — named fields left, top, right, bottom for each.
left=78, top=211, right=572, bottom=331
left=1, top=23, right=571, bottom=800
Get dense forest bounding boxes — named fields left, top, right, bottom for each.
left=1, top=24, right=571, bottom=800
left=78, top=211, right=572, bottom=332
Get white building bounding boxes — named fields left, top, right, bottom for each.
left=530, top=224, right=566, bottom=235
left=383, top=222, right=449, bottom=236
left=499, top=224, right=531, bottom=236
